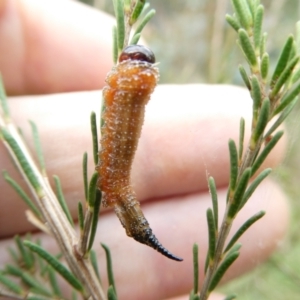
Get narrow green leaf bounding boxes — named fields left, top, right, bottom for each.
left=240, top=169, right=271, bottom=209
left=193, top=244, right=199, bottom=294
left=82, top=152, right=88, bottom=200
left=251, top=75, right=262, bottom=122
left=0, top=272, right=22, bottom=295
left=78, top=202, right=84, bottom=231
left=90, top=250, right=101, bottom=281
left=131, top=9, right=155, bottom=45
left=54, top=175, right=74, bottom=226
left=23, top=241, right=83, bottom=291
left=266, top=99, right=297, bottom=137
left=113, top=0, right=125, bottom=52
left=238, top=118, right=245, bottom=161
left=291, top=68, right=300, bottom=84
left=107, top=285, right=118, bottom=300
left=238, top=29, right=257, bottom=68
left=208, top=177, right=218, bottom=230
left=112, top=26, right=118, bottom=64
left=228, top=168, right=251, bottom=218
left=130, top=0, right=146, bottom=25
left=8, top=247, right=19, bottom=264
left=1, top=129, right=42, bottom=193
left=3, top=171, right=40, bottom=217
left=87, top=189, right=102, bottom=251
left=231, top=0, right=252, bottom=30
left=88, top=172, right=98, bottom=207
left=6, top=265, right=51, bottom=296
left=253, top=5, right=264, bottom=52
left=130, top=33, right=141, bottom=45
left=270, top=56, right=299, bottom=99
left=225, top=211, right=265, bottom=252
left=208, top=251, right=239, bottom=292
left=228, top=140, right=238, bottom=193
left=0, top=74, right=10, bottom=120
left=90, top=112, right=99, bottom=165
left=206, top=208, right=216, bottom=261
left=15, top=235, right=34, bottom=270
left=272, top=80, right=300, bottom=116
left=102, top=243, right=117, bottom=297
left=271, top=35, right=294, bottom=87
left=238, top=65, right=251, bottom=90
left=29, top=121, right=46, bottom=174
left=260, top=52, right=269, bottom=80
left=48, top=266, right=62, bottom=297
left=252, top=98, right=270, bottom=144
left=226, top=14, right=240, bottom=32
left=260, top=32, right=267, bottom=58
left=251, top=131, right=283, bottom=175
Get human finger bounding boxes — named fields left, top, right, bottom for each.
left=0, top=0, right=114, bottom=95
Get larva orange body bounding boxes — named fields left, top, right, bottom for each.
left=96, top=45, right=182, bottom=261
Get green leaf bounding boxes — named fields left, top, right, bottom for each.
left=252, top=98, right=270, bottom=145
left=251, top=131, right=283, bottom=175
left=0, top=272, right=22, bottom=295
left=208, top=251, right=239, bottom=292
left=240, top=169, right=271, bottom=209
left=238, top=29, right=258, bottom=69
left=226, top=14, right=240, bottom=32
left=78, top=202, right=84, bottom=231
left=54, top=175, right=74, bottom=226
left=260, top=52, right=269, bottom=80
left=6, top=265, right=52, bottom=296
left=238, top=118, right=245, bottom=161
left=87, top=189, right=102, bottom=251
left=90, top=112, right=99, bottom=165
left=193, top=244, right=199, bottom=294
left=107, top=285, right=118, bottom=300
left=228, top=168, right=251, bottom=219
left=29, top=121, right=46, bottom=175
left=266, top=99, right=297, bottom=137
left=131, top=9, right=155, bottom=46
left=251, top=75, right=262, bottom=122
left=270, top=56, right=299, bottom=99
left=1, top=129, right=42, bottom=194
left=15, top=235, right=34, bottom=270
left=231, top=0, right=253, bottom=30
left=130, top=33, right=141, bottom=45
left=271, top=35, right=294, bottom=87
left=224, top=211, right=265, bottom=252
left=0, top=74, right=10, bottom=120
left=272, top=79, right=300, bottom=116
left=238, top=65, right=251, bottom=90
left=48, top=266, right=62, bottom=297
left=291, top=67, right=300, bottom=84
left=90, top=250, right=101, bottom=281
left=228, top=140, right=238, bottom=193
left=223, top=295, right=237, bottom=300
left=102, top=243, right=117, bottom=297
left=3, top=171, right=40, bottom=217
left=23, top=241, right=83, bottom=292
left=260, top=32, right=267, bottom=58
left=82, top=152, right=88, bottom=200
left=208, top=177, right=218, bottom=230
left=253, top=5, right=264, bottom=52
left=88, top=172, right=98, bottom=207
left=130, top=0, right=146, bottom=25
left=206, top=208, right=216, bottom=261
left=112, top=26, right=118, bottom=64
left=113, top=0, right=125, bottom=52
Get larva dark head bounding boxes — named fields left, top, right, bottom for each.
left=119, top=45, right=155, bottom=64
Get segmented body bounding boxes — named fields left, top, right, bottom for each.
left=96, top=45, right=182, bottom=261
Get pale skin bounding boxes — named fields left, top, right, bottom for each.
left=0, top=1, right=289, bottom=300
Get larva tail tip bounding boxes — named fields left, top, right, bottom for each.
left=155, top=241, right=183, bottom=262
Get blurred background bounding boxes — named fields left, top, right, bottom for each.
left=82, top=0, right=300, bottom=299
